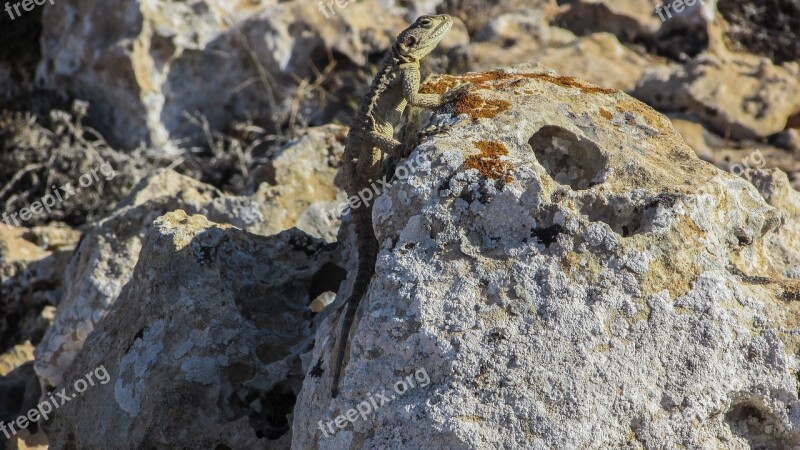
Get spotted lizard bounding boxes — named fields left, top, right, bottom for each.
left=331, top=14, right=466, bottom=397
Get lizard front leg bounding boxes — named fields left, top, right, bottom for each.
left=356, top=130, right=402, bottom=182
left=401, top=63, right=469, bottom=110
left=402, top=64, right=449, bottom=109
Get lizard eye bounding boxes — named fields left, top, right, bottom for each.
left=420, top=18, right=432, bottom=27
left=405, top=36, right=417, bottom=47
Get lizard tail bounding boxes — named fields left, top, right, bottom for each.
left=331, top=208, right=379, bottom=397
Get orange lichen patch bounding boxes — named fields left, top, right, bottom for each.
left=420, top=77, right=460, bottom=94
left=422, top=70, right=617, bottom=96
left=465, top=140, right=513, bottom=183
left=455, top=93, right=511, bottom=119
left=525, top=73, right=616, bottom=94
left=599, top=108, right=613, bottom=120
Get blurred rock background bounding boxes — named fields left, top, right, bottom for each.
left=0, top=0, right=798, bottom=448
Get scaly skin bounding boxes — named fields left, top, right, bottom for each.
left=331, top=14, right=465, bottom=397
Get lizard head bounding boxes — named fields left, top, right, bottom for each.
left=395, top=15, right=453, bottom=62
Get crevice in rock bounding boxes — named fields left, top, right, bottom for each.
left=655, top=23, right=709, bottom=61
left=724, top=400, right=799, bottom=448
left=226, top=371, right=296, bottom=442
left=258, top=386, right=296, bottom=440
left=531, top=224, right=564, bottom=247
left=718, top=0, right=800, bottom=64
left=576, top=195, right=645, bottom=237
left=308, top=262, right=347, bottom=302
left=529, top=126, right=608, bottom=191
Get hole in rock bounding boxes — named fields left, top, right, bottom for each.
left=531, top=224, right=564, bottom=247
left=309, top=263, right=347, bottom=302
left=577, top=191, right=681, bottom=238
left=229, top=380, right=297, bottom=442
left=577, top=195, right=645, bottom=237
left=258, top=387, right=296, bottom=440
left=724, top=401, right=791, bottom=448
left=529, top=126, right=608, bottom=190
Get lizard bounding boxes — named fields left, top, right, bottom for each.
left=331, top=14, right=466, bottom=397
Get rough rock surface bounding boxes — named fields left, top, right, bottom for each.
left=42, top=210, right=343, bottom=449
left=34, top=127, right=344, bottom=387
left=634, top=54, right=800, bottom=140
left=472, top=25, right=654, bottom=92
left=36, top=0, right=415, bottom=148
left=0, top=224, right=73, bottom=450
left=6, top=1, right=800, bottom=448
left=33, top=170, right=264, bottom=387
left=0, top=224, right=75, bottom=354
left=554, top=0, right=716, bottom=59
left=669, top=117, right=800, bottom=191
left=554, top=0, right=664, bottom=41
left=745, top=169, right=800, bottom=280
left=469, top=10, right=656, bottom=92
left=717, top=0, right=800, bottom=64
left=0, top=342, right=35, bottom=377
left=290, top=64, right=800, bottom=448
left=249, top=124, right=347, bottom=242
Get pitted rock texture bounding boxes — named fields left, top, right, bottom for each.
left=293, top=64, right=800, bottom=449
left=250, top=124, right=347, bottom=243
left=36, top=0, right=417, bottom=148
left=553, top=0, right=716, bottom=60
left=744, top=169, right=800, bottom=280
left=35, top=142, right=343, bottom=388
left=42, top=210, right=344, bottom=449
left=1, top=224, right=75, bottom=355
left=633, top=54, right=800, bottom=140
left=33, top=169, right=252, bottom=387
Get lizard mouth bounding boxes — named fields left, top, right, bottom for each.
left=431, top=16, right=453, bottom=40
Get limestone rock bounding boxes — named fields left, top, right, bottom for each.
left=0, top=225, right=75, bottom=354
left=36, top=0, right=413, bottom=148
left=470, top=14, right=659, bottom=92
left=717, top=0, right=800, bottom=64
left=633, top=55, right=800, bottom=140
left=292, top=65, right=800, bottom=448
left=250, top=124, right=347, bottom=241
left=555, top=0, right=663, bottom=41
left=448, top=0, right=557, bottom=35
left=0, top=224, right=47, bottom=265
left=745, top=169, right=800, bottom=280
left=670, top=117, right=800, bottom=191
left=42, top=210, right=343, bottom=449
left=33, top=170, right=258, bottom=387
left=0, top=342, right=35, bottom=377
left=554, top=0, right=716, bottom=59
left=524, top=32, right=656, bottom=92
left=34, top=124, right=344, bottom=387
